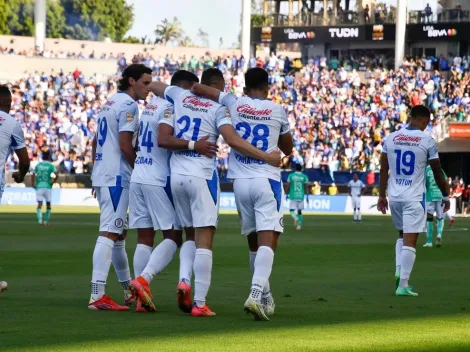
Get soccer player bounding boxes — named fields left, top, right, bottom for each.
left=0, top=85, right=30, bottom=294
left=424, top=164, right=448, bottom=248
left=378, top=105, right=450, bottom=297
left=348, top=173, right=366, bottom=223
left=31, top=149, right=57, bottom=226
left=286, top=164, right=309, bottom=230
left=88, top=64, right=152, bottom=311
left=129, top=70, right=216, bottom=313
left=147, top=68, right=281, bottom=317
left=191, top=67, right=293, bottom=321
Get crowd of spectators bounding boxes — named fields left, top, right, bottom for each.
left=4, top=52, right=470, bottom=190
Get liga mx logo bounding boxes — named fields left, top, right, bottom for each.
left=115, top=218, right=124, bottom=228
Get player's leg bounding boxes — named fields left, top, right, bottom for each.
left=357, top=197, right=362, bottom=222
left=425, top=212, right=434, bottom=247
left=88, top=187, right=129, bottom=310
left=435, top=201, right=444, bottom=247
left=396, top=201, right=424, bottom=296
left=190, top=172, right=219, bottom=317
left=289, top=200, right=298, bottom=227
left=43, top=190, right=52, bottom=225
left=444, top=211, right=455, bottom=227
left=390, top=201, right=404, bottom=288
left=297, top=200, right=304, bottom=230
left=36, top=189, right=43, bottom=224
left=352, top=196, right=357, bottom=221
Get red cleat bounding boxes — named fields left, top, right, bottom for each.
left=135, top=299, right=148, bottom=313
left=124, top=290, right=137, bottom=306
left=448, top=218, right=455, bottom=228
left=176, top=281, right=192, bottom=314
left=88, top=295, right=129, bottom=311
left=129, top=277, right=155, bottom=312
left=191, top=304, right=216, bottom=317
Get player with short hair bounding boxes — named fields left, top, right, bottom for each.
left=88, top=64, right=152, bottom=311
left=0, top=85, right=30, bottom=294
left=191, top=67, right=293, bottom=321
left=146, top=68, right=281, bottom=317
left=348, top=173, right=366, bottom=223
left=286, top=164, right=309, bottom=230
left=31, top=149, right=57, bottom=226
left=129, top=70, right=216, bottom=313
left=424, top=165, right=448, bottom=248
left=378, top=105, right=450, bottom=297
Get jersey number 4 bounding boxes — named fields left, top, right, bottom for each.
left=236, top=122, right=270, bottom=151
left=394, top=149, right=415, bottom=176
left=138, top=121, right=154, bottom=153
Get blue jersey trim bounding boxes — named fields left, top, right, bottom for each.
left=165, top=92, right=175, bottom=105
left=269, top=178, right=282, bottom=212
left=406, top=126, right=420, bottom=131
left=108, top=176, right=123, bottom=212
left=206, top=171, right=219, bottom=205
left=164, top=176, right=175, bottom=209
left=10, top=134, right=18, bottom=148
left=420, top=192, right=426, bottom=211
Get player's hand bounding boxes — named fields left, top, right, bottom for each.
left=91, top=187, right=97, bottom=199
left=195, top=136, right=218, bottom=158
left=442, top=199, right=450, bottom=213
left=377, top=196, right=388, bottom=214
left=12, top=172, right=25, bottom=183
left=264, top=149, right=281, bottom=167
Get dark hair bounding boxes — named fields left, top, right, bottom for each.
left=0, top=85, right=12, bottom=100
left=410, top=105, right=431, bottom=120
left=118, top=64, right=152, bottom=91
left=42, top=149, right=52, bottom=162
left=171, top=70, right=199, bottom=86
left=295, top=164, right=302, bottom=172
left=245, top=68, right=269, bottom=91
left=201, top=68, right=224, bottom=87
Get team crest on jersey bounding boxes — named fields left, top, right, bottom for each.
left=126, top=112, right=134, bottom=123
left=115, top=218, right=124, bottom=228
left=224, top=108, right=231, bottom=119
left=164, top=108, right=173, bottom=119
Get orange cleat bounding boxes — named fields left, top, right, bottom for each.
left=88, top=295, right=129, bottom=311
left=129, top=277, right=155, bottom=312
left=191, top=304, right=216, bottom=317
left=176, top=281, right=192, bottom=314
left=135, top=299, right=148, bottom=313
left=124, top=289, right=137, bottom=306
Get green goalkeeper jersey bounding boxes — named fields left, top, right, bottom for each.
left=34, top=162, right=55, bottom=190
left=425, top=165, right=447, bottom=202
left=288, top=171, right=309, bottom=201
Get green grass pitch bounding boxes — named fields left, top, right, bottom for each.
left=1, top=207, right=470, bottom=352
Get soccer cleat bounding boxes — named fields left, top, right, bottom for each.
left=124, top=289, right=137, bottom=306
left=296, top=226, right=301, bottom=231
left=436, top=237, right=442, bottom=248
left=244, top=296, right=269, bottom=321
left=0, top=281, right=7, bottom=293
left=293, top=218, right=298, bottom=228
left=423, top=242, right=433, bottom=248
left=191, top=304, right=216, bottom=317
left=262, top=296, right=275, bottom=317
left=448, top=218, right=455, bottom=228
left=88, top=295, right=130, bottom=311
left=395, top=275, right=400, bottom=290
left=396, top=286, right=418, bottom=297
left=176, top=281, right=192, bottom=314
left=129, top=277, right=155, bottom=312
left=135, top=299, right=148, bottom=313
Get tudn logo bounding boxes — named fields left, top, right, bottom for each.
left=329, top=28, right=359, bottom=38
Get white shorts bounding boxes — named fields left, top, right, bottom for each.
left=129, top=180, right=181, bottom=231
left=36, top=189, right=52, bottom=203
left=95, top=185, right=129, bottom=235
left=171, top=172, right=220, bottom=228
left=289, top=200, right=304, bottom=210
left=426, top=201, right=444, bottom=219
left=233, top=178, right=284, bottom=235
left=390, top=201, right=426, bottom=234
left=351, top=196, right=361, bottom=209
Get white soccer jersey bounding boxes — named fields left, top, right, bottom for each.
left=348, top=179, right=365, bottom=197
left=159, top=86, right=232, bottom=180
left=219, top=93, right=290, bottom=180
left=0, top=111, right=26, bottom=193
left=383, top=128, right=439, bottom=202
left=92, top=91, right=139, bottom=188
left=131, top=96, right=173, bottom=187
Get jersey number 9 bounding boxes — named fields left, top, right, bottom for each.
left=97, top=117, right=108, bottom=147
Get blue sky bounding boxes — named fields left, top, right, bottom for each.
left=126, top=0, right=242, bottom=48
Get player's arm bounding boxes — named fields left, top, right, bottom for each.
left=348, top=182, right=352, bottom=196
left=120, top=132, right=136, bottom=168
left=304, top=178, right=309, bottom=200
left=285, top=174, right=292, bottom=194
left=31, top=172, right=36, bottom=188
left=361, top=182, right=366, bottom=196
left=377, top=152, right=389, bottom=214
left=190, top=83, right=224, bottom=103
left=118, top=101, right=138, bottom=168
left=11, top=123, right=29, bottom=183
left=157, top=109, right=218, bottom=157
left=91, top=136, right=97, bottom=166
left=148, top=82, right=169, bottom=99
left=278, top=107, right=293, bottom=156
left=427, top=138, right=450, bottom=212
left=51, top=165, right=58, bottom=185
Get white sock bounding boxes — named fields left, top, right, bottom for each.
left=353, top=209, right=356, bottom=220
left=358, top=209, right=362, bottom=221
left=399, top=246, right=416, bottom=289
left=395, top=238, right=403, bottom=276
left=179, top=240, right=196, bottom=284
left=112, top=240, right=131, bottom=290
left=251, top=246, right=274, bottom=302
left=250, top=251, right=271, bottom=298
left=193, top=248, right=212, bottom=308
left=133, top=244, right=152, bottom=278
left=91, top=237, right=114, bottom=301
left=141, top=239, right=177, bottom=283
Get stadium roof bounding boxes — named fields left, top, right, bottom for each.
left=437, top=138, right=470, bottom=153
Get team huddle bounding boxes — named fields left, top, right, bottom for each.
left=0, top=66, right=453, bottom=314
